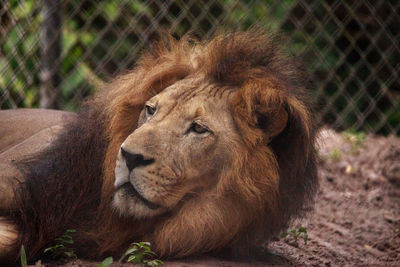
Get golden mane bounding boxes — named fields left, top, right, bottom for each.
left=2, top=29, right=317, bottom=264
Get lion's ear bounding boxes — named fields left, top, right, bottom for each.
left=256, top=107, right=288, bottom=142
left=232, top=79, right=290, bottom=145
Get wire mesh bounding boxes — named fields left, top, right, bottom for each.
left=0, top=0, right=399, bottom=134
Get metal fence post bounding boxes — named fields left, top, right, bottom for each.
left=40, top=0, right=61, bottom=109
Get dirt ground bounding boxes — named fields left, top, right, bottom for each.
left=32, top=129, right=400, bottom=266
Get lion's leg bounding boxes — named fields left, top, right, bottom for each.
left=0, top=163, right=22, bottom=210
left=0, top=217, right=18, bottom=258
left=0, top=125, right=64, bottom=210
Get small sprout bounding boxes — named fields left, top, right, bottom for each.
left=20, top=245, right=28, bottom=267
left=298, top=226, right=308, bottom=245
left=330, top=148, right=341, bottom=161
left=280, top=226, right=308, bottom=245
left=43, top=229, right=77, bottom=262
left=97, top=256, right=113, bottom=267
left=146, top=259, right=165, bottom=267
left=343, top=131, right=366, bottom=154
left=119, top=242, right=163, bottom=267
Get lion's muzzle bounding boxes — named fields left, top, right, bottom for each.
left=116, top=147, right=161, bottom=210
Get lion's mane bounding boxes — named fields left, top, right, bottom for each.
left=3, top=29, right=317, bottom=263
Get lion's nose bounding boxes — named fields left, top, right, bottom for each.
left=120, top=147, right=154, bottom=171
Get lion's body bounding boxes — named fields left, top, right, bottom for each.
left=0, top=109, right=75, bottom=258
left=0, top=30, right=317, bottom=264
left=0, top=109, right=75, bottom=153
left=0, top=109, right=76, bottom=208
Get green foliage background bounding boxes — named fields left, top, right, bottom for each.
left=1, top=0, right=399, bottom=134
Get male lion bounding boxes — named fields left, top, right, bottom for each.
left=0, top=30, right=317, bottom=264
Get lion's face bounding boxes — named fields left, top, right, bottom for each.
left=113, top=78, right=238, bottom=218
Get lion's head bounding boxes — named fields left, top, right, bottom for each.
left=2, top=30, right=317, bottom=264
left=98, top=30, right=318, bottom=257
left=113, top=77, right=242, bottom=218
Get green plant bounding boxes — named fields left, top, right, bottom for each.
left=43, top=229, right=77, bottom=262
left=97, top=256, right=113, bottom=267
left=20, top=245, right=28, bottom=267
left=330, top=148, right=342, bottom=161
left=280, top=226, right=308, bottom=245
left=342, top=131, right=366, bottom=154
left=118, top=242, right=163, bottom=267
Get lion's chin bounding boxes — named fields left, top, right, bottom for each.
left=112, top=185, right=163, bottom=219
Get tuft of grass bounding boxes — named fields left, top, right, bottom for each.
left=330, top=148, right=342, bottom=161
left=20, top=245, right=28, bottom=267
left=43, top=229, right=77, bottom=262
left=118, top=241, right=163, bottom=267
left=342, top=131, right=366, bottom=154
left=97, top=256, right=113, bottom=267
left=280, top=226, right=308, bottom=245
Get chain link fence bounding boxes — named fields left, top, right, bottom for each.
left=1, top=0, right=399, bottom=134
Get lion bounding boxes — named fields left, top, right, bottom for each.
left=0, top=29, right=317, bottom=264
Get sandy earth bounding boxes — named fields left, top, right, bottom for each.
left=31, top=129, right=400, bottom=266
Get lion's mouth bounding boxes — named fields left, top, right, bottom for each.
left=119, top=182, right=160, bottom=210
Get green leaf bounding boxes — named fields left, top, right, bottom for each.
left=62, top=238, right=74, bottom=244
left=146, top=259, right=164, bottom=267
left=303, top=234, right=308, bottom=245
left=141, top=241, right=151, bottom=247
left=280, top=232, right=288, bottom=238
left=20, top=245, right=28, bottom=267
left=62, top=28, right=78, bottom=56
left=124, top=247, right=138, bottom=256
left=13, top=0, right=34, bottom=19
left=80, top=31, right=95, bottom=46
left=101, top=256, right=113, bottom=267
left=127, top=254, right=141, bottom=263
left=63, top=251, right=76, bottom=259
left=298, top=226, right=307, bottom=233
left=43, top=229, right=77, bottom=260
left=104, top=1, right=119, bottom=21
left=120, top=241, right=161, bottom=265
left=97, top=257, right=114, bottom=267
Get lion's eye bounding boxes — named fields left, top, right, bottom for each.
left=190, top=122, right=208, bottom=134
left=145, top=104, right=156, bottom=117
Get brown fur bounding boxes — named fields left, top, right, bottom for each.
left=0, top=29, right=317, bottom=264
